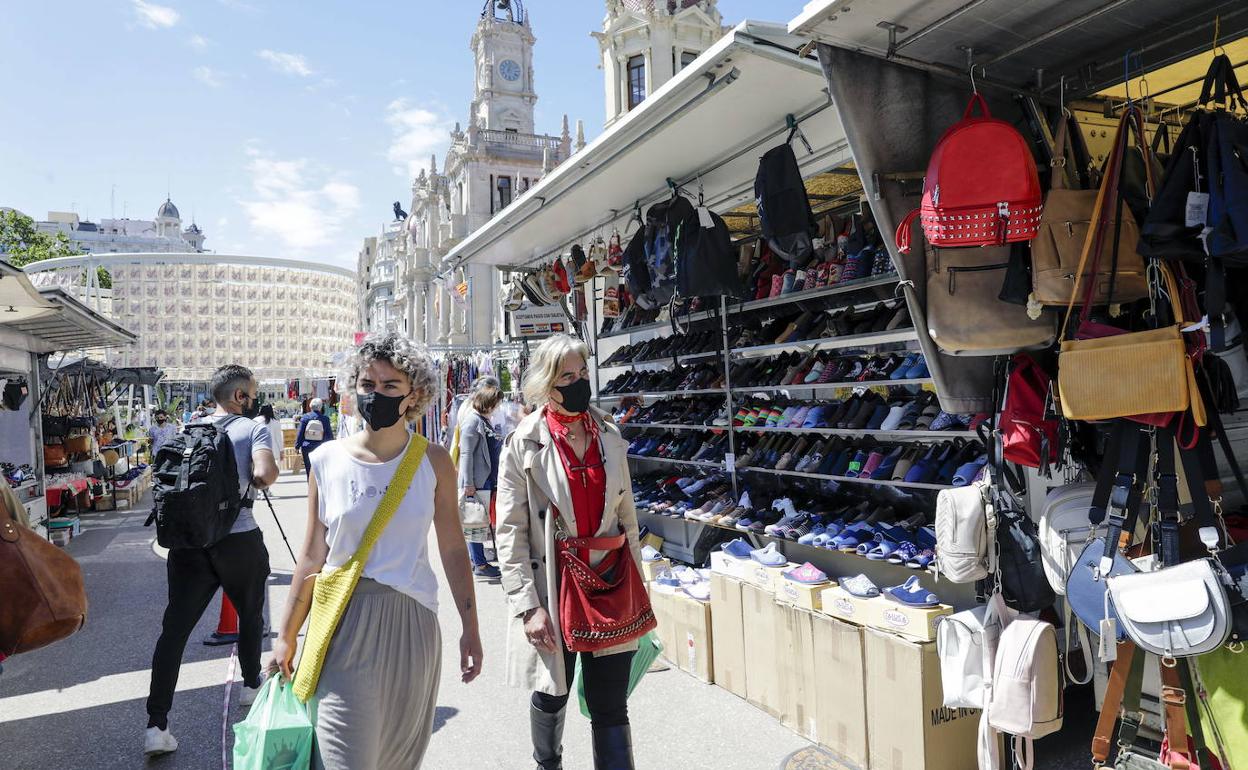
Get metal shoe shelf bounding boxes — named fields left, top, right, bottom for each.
left=596, top=283, right=946, bottom=525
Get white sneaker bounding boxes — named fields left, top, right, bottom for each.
left=239, top=673, right=267, bottom=707
left=144, top=726, right=178, bottom=756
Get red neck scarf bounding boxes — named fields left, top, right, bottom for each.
left=544, top=407, right=606, bottom=543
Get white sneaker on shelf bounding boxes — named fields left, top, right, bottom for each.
left=144, top=726, right=178, bottom=757
left=239, top=673, right=267, bottom=707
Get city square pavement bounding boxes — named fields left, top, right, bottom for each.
left=0, top=471, right=814, bottom=770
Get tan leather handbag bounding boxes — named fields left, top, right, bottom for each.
left=925, top=243, right=1056, bottom=356
left=1056, top=107, right=1204, bottom=426
left=1031, top=115, right=1149, bottom=307
left=0, top=489, right=88, bottom=657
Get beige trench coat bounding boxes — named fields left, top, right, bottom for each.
left=494, top=406, right=644, bottom=696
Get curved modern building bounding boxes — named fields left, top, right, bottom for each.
left=24, top=253, right=356, bottom=382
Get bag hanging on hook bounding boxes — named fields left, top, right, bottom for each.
left=754, top=140, right=817, bottom=266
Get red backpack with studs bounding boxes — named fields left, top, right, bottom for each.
left=895, top=93, right=1042, bottom=254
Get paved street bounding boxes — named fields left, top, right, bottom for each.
left=0, top=471, right=813, bottom=770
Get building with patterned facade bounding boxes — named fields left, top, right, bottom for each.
left=25, top=252, right=355, bottom=382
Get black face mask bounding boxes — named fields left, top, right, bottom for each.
left=240, top=395, right=260, bottom=420
left=553, top=377, right=592, bottom=414
left=358, top=390, right=410, bottom=431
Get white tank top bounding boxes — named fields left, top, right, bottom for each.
left=309, top=437, right=439, bottom=612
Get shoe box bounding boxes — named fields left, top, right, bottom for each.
left=775, top=578, right=834, bottom=611
left=648, top=585, right=714, bottom=684
left=709, top=573, right=747, bottom=698
left=709, top=551, right=751, bottom=582
left=744, top=562, right=795, bottom=594
left=640, top=557, right=671, bottom=583
left=863, top=628, right=981, bottom=770
left=818, top=586, right=952, bottom=643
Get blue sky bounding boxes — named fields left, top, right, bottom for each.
left=0, top=1, right=809, bottom=269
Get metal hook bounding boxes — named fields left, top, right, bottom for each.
left=1214, top=14, right=1227, bottom=56
left=969, top=63, right=978, bottom=94
left=1059, top=75, right=1068, bottom=117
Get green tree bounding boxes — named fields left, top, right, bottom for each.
left=0, top=209, right=80, bottom=265
left=0, top=209, right=110, bottom=287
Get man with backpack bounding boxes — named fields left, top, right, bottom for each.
left=143, top=364, right=279, bottom=758
left=294, top=396, right=333, bottom=477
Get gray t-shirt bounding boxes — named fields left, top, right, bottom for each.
left=204, top=414, right=273, bottom=533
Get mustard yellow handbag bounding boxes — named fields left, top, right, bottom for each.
left=292, top=435, right=429, bottom=702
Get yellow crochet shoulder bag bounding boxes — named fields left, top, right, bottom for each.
left=292, top=434, right=429, bottom=702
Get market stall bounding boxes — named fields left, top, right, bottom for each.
left=440, top=5, right=1248, bottom=769
left=0, top=261, right=138, bottom=539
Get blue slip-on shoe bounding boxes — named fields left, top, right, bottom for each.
left=885, top=576, right=940, bottom=607
left=723, top=538, right=753, bottom=560
left=904, top=355, right=930, bottom=379
left=952, top=456, right=989, bottom=487
left=928, top=410, right=961, bottom=432
left=888, top=540, right=922, bottom=565
left=798, top=523, right=827, bottom=546
left=890, top=353, right=918, bottom=380
left=750, top=542, right=788, bottom=567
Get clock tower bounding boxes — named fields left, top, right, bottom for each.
left=471, top=0, right=536, bottom=134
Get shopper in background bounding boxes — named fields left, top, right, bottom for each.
left=295, top=397, right=334, bottom=478
left=269, top=332, right=482, bottom=769
left=148, top=410, right=176, bottom=454
left=496, top=333, right=644, bottom=770
left=457, top=377, right=504, bottom=580
left=191, top=399, right=215, bottom=420
left=257, top=404, right=285, bottom=474
left=144, top=365, right=278, bottom=758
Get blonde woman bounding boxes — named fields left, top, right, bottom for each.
left=495, top=333, right=645, bottom=770
left=270, top=332, right=482, bottom=770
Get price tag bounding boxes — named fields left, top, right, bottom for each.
left=696, top=205, right=715, bottom=229
left=724, top=452, right=735, bottom=473
left=1099, top=620, right=1118, bottom=661
left=1186, top=192, right=1210, bottom=228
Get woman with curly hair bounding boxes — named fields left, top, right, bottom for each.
left=270, top=331, right=483, bottom=769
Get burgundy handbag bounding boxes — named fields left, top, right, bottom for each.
left=556, top=531, right=656, bottom=653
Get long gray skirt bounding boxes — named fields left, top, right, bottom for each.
left=312, top=578, right=442, bottom=770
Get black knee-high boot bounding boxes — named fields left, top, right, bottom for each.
left=592, top=724, right=635, bottom=770
left=530, top=704, right=566, bottom=770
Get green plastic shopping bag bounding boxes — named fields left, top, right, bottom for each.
left=1196, top=646, right=1248, bottom=769
left=576, top=631, right=663, bottom=718
left=232, top=676, right=315, bottom=770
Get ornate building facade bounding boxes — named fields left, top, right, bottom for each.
left=594, top=0, right=726, bottom=127
left=31, top=197, right=207, bottom=254
left=359, top=0, right=584, bottom=346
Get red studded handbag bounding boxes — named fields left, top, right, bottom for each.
left=556, top=531, right=656, bottom=653
left=895, top=93, right=1043, bottom=254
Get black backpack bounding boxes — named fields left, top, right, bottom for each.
left=674, top=204, right=741, bottom=299
left=995, top=507, right=1056, bottom=613
left=754, top=142, right=817, bottom=265
left=146, top=417, right=243, bottom=549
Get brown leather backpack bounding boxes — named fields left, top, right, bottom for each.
left=0, top=492, right=87, bottom=658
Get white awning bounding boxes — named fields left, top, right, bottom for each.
left=789, top=0, right=1248, bottom=100
left=0, top=278, right=137, bottom=354
left=441, top=20, right=852, bottom=274
left=0, top=261, right=58, bottom=323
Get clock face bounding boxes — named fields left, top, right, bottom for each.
left=499, top=59, right=521, bottom=82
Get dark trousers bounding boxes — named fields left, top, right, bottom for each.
left=147, top=528, right=270, bottom=721
left=468, top=541, right=487, bottom=566
left=301, top=448, right=312, bottom=477
left=531, top=647, right=635, bottom=727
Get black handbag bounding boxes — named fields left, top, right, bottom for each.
left=996, top=507, right=1056, bottom=612
left=41, top=416, right=69, bottom=438
left=1217, top=540, right=1248, bottom=643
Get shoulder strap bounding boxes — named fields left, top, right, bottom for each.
left=1092, top=640, right=1137, bottom=764
left=1049, top=116, right=1072, bottom=191
left=351, top=435, right=430, bottom=562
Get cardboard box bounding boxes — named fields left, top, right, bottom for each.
left=741, top=583, right=783, bottom=716
left=776, top=578, right=833, bottom=611
left=865, top=599, right=953, bottom=643
left=640, top=557, right=670, bottom=583
left=93, top=493, right=116, bottom=511
left=864, top=628, right=980, bottom=770
left=709, top=573, right=747, bottom=698
left=650, top=588, right=714, bottom=683
left=777, top=606, right=819, bottom=740
left=744, top=562, right=791, bottom=594
left=640, top=531, right=664, bottom=551
left=819, top=587, right=953, bottom=642
left=709, top=550, right=750, bottom=581
left=812, top=612, right=869, bottom=767
left=819, top=586, right=873, bottom=626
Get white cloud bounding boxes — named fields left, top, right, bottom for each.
left=238, top=149, right=361, bottom=253
left=132, top=0, right=179, bottom=29
left=188, top=34, right=209, bottom=51
left=192, top=66, right=224, bottom=88
left=384, top=98, right=452, bottom=178
left=257, top=49, right=313, bottom=77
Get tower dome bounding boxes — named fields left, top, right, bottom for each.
left=156, top=198, right=180, bottom=220
left=481, top=0, right=526, bottom=24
